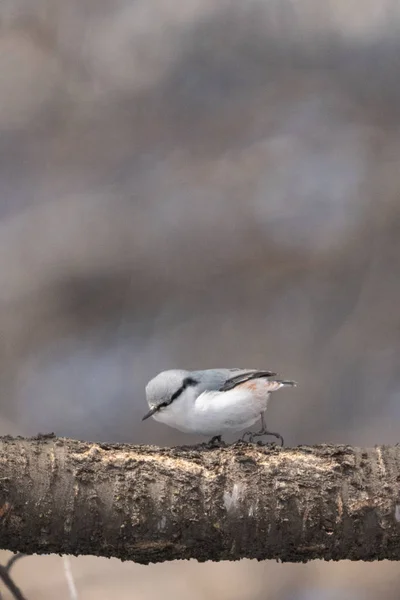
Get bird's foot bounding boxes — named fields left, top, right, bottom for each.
left=255, top=430, right=284, bottom=447
left=206, top=435, right=225, bottom=448
left=241, top=430, right=284, bottom=447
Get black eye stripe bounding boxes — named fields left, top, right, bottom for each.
left=157, top=377, right=198, bottom=411
left=171, top=377, right=197, bottom=401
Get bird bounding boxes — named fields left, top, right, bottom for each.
left=142, top=368, right=297, bottom=445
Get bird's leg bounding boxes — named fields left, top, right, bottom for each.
left=245, top=413, right=284, bottom=446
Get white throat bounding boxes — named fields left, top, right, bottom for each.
left=152, top=386, right=198, bottom=433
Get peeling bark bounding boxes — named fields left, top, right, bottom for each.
left=0, top=435, right=399, bottom=563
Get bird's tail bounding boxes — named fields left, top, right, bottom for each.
left=267, top=379, right=297, bottom=391
left=277, top=379, right=297, bottom=387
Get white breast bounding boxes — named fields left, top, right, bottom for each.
left=152, top=385, right=269, bottom=436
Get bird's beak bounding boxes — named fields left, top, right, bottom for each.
left=142, top=406, right=158, bottom=421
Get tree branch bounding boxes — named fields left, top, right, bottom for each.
left=0, top=435, right=399, bottom=563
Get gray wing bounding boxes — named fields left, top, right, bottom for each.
left=191, top=368, right=276, bottom=393
left=219, top=369, right=277, bottom=391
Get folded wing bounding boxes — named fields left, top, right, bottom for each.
left=219, top=370, right=277, bottom=392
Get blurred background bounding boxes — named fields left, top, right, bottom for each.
left=1, top=0, right=400, bottom=597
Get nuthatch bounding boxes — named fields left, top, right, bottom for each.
left=142, top=368, right=297, bottom=445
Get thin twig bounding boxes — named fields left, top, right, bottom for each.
left=0, top=564, right=27, bottom=600
left=6, top=554, right=26, bottom=573
left=63, top=556, right=79, bottom=600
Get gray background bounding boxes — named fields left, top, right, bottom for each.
left=0, top=0, right=400, bottom=598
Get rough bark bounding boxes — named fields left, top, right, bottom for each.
left=0, top=435, right=399, bottom=563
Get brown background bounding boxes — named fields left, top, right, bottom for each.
left=1, top=0, right=400, bottom=598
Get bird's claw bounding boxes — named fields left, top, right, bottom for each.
left=206, top=435, right=225, bottom=448
left=241, top=430, right=284, bottom=447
